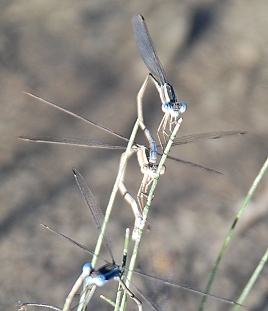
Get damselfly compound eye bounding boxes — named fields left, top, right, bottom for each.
left=180, top=102, right=187, bottom=113
left=162, top=102, right=171, bottom=113
left=94, top=274, right=106, bottom=287
left=82, top=263, right=93, bottom=276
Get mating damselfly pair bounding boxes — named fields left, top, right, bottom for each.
left=17, top=168, right=241, bottom=311
left=17, top=13, right=245, bottom=311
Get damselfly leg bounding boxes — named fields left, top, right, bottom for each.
left=38, top=168, right=240, bottom=311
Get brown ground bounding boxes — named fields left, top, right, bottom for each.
left=1, top=1, right=268, bottom=310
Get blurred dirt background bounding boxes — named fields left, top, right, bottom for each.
left=1, top=0, right=268, bottom=310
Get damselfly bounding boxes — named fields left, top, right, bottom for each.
left=20, top=93, right=246, bottom=236
left=33, top=168, right=240, bottom=311
left=132, top=13, right=187, bottom=147
left=20, top=92, right=246, bottom=174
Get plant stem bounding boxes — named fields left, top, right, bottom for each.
left=199, top=156, right=268, bottom=311
left=119, top=118, right=183, bottom=311
left=77, top=120, right=140, bottom=311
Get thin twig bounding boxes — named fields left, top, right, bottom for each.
left=77, top=120, right=140, bottom=311
left=119, top=118, right=183, bottom=311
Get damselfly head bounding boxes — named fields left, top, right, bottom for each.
left=160, top=83, right=187, bottom=117
left=84, top=272, right=107, bottom=287
left=162, top=100, right=187, bottom=118
left=140, top=163, right=165, bottom=177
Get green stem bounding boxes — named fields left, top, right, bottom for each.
left=77, top=120, right=140, bottom=311
left=199, top=156, right=268, bottom=311
left=114, top=228, right=130, bottom=311
left=233, top=246, right=268, bottom=311
left=100, top=295, right=116, bottom=307
left=92, top=120, right=140, bottom=267
left=119, top=118, right=183, bottom=311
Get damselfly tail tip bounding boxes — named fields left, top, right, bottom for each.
left=18, top=135, right=43, bottom=142
left=72, top=167, right=78, bottom=176
left=18, top=136, right=28, bottom=141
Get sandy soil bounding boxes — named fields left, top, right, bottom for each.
left=1, top=0, right=268, bottom=310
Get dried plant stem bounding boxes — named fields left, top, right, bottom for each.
left=92, top=119, right=140, bottom=267
left=119, top=118, right=183, bottom=311
left=77, top=120, right=140, bottom=311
